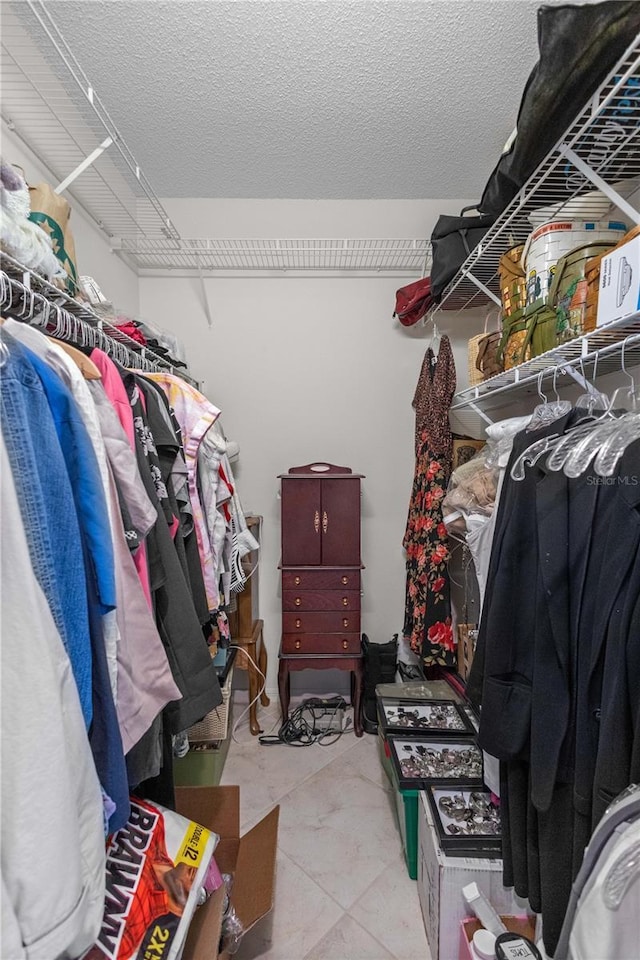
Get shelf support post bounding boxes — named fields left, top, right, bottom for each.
left=55, top=136, right=114, bottom=194
left=562, top=364, right=598, bottom=394
left=560, top=146, right=640, bottom=226
left=462, top=270, right=502, bottom=307
left=468, top=400, right=494, bottom=427
left=196, top=257, right=213, bottom=330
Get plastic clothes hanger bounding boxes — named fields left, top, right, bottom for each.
left=546, top=355, right=611, bottom=473
left=561, top=346, right=637, bottom=478
left=574, top=354, right=609, bottom=414
left=510, top=371, right=563, bottom=481
left=526, top=366, right=572, bottom=432
left=592, top=342, right=640, bottom=477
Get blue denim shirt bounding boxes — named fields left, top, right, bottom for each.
left=19, top=340, right=116, bottom=614
left=0, top=331, right=94, bottom=727
left=1, top=332, right=129, bottom=831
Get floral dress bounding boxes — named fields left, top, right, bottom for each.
left=403, top=335, right=456, bottom=667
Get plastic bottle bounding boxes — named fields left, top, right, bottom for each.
left=471, top=928, right=497, bottom=960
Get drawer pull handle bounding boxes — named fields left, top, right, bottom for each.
left=294, top=576, right=301, bottom=585
left=295, top=618, right=301, bottom=628
left=322, top=510, right=328, bottom=534
left=343, top=618, right=349, bottom=628
left=295, top=640, right=301, bottom=650
left=341, top=576, right=348, bottom=585
left=342, top=597, right=348, bottom=607
left=342, top=639, right=348, bottom=650
left=295, top=597, right=302, bottom=606
left=314, top=510, right=320, bottom=534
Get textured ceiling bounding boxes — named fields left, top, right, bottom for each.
left=24, top=0, right=549, bottom=199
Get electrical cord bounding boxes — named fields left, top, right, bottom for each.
left=228, top=643, right=268, bottom=743
left=259, top=697, right=352, bottom=747
left=226, top=645, right=353, bottom=746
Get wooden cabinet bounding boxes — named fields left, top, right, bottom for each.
left=279, top=463, right=364, bottom=658
left=280, top=469, right=361, bottom=567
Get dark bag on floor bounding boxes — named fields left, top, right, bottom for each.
left=361, top=634, right=398, bottom=735
left=479, top=1, right=640, bottom=218
left=430, top=206, right=495, bottom=302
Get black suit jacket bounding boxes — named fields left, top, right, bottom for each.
left=470, top=411, right=579, bottom=811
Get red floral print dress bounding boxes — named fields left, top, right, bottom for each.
left=403, top=336, right=456, bottom=666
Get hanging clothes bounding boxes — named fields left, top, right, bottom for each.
left=0, top=437, right=106, bottom=960
left=145, top=373, right=221, bottom=610
left=468, top=413, right=640, bottom=955
left=121, top=369, right=223, bottom=735
left=403, top=335, right=456, bottom=666
left=91, top=347, right=153, bottom=610
left=0, top=332, right=95, bottom=726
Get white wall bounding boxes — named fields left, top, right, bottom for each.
left=2, top=124, right=140, bottom=314
left=140, top=199, right=485, bottom=695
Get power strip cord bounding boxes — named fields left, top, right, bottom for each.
left=259, top=697, right=352, bottom=747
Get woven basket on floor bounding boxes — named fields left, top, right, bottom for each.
left=187, top=666, right=234, bottom=743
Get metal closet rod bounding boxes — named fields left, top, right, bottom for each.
left=0, top=269, right=175, bottom=375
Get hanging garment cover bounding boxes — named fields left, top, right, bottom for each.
left=145, top=373, right=221, bottom=610
left=403, top=336, right=456, bottom=666
left=123, top=371, right=222, bottom=732
left=0, top=332, right=94, bottom=726
left=0, top=437, right=105, bottom=960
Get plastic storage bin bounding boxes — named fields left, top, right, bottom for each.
left=378, top=732, right=420, bottom=880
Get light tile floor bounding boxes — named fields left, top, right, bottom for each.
left=221, top=696, right=432, bottom=960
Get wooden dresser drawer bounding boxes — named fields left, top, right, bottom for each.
left=282, top=633, right=361, bottom=655
left=282, top=589, right=359, bottom=612
left=282, top=611, right=361, bottom=633
left=282, top=569, right=361, bottom=590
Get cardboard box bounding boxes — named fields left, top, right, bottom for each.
left=175, top=786, right=279, bottom=960
left=417, top=792, right=527, bottom=960
left=459, top=916, right=537, bottom=960
left=597, top=233, right=640, bottom=326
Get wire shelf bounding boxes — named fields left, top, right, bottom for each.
left=0, top=251, right=197, bottom=382
left=118, top=237, right=432, bottom=274
left=1, top=1, right=177, bottom=241
left=451, top=313, right=640, bottom=435
left=434, top=33, right=640, bottom=314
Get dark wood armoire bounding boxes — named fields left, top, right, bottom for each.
left=278, top=463, right=364, bottom=734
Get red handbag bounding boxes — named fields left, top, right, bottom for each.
left=393, top=277, right=433, bottom=327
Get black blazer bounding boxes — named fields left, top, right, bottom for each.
left=581, top=443, right=640, bottom=827
left=470, top=412, right=579, bottom=811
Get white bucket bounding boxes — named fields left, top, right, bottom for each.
left=523, top=219, right=626, bottom=304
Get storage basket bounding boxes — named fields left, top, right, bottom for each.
left=467, top=310, right=500, bottom=387
left=467, top=332, right=486, bottom=387
left=498, top=244, right=526, bottom=317
left=188, top=666, right=234, bottom=742
left=584, top=224, right=640, bottom=332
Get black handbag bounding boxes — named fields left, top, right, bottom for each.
left=479, top=1, right=640, bottom=218
left=430, top=206, right=495, bottom=302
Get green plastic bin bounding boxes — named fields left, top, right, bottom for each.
left=377, top=733, right=419, bottom=880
